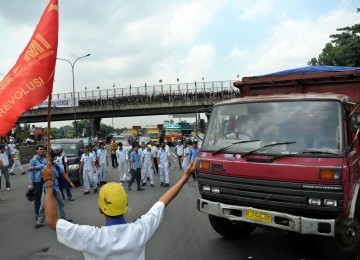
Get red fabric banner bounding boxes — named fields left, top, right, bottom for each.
left=0, top=0, right=58, bottom=137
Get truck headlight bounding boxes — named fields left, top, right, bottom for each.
left=211, top=187, right=220, bottom=194
left=319, top=169, right=341, bottom=180
left=324, top=199, right=338, bottom=207
left=199, top=160, right=210, bottom=170
left=68, top=164, right=79, bottom=170
left=202, top=185, right=211, bottom=192
left=308, top=198, right=321, bottom=206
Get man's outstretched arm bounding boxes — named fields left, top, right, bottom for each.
left=159, top=160, right=197, bottom=207
left=42, top=162, right=59, bottom=230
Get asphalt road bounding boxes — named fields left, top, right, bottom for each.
left=0, top=151, right=325, bottom=260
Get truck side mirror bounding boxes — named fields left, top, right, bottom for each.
left=350, top=114, right=360, bottom=133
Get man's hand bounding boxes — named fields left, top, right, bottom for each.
left=159, top=159, right=198, bottom=207
left=69, top=182, right=75, bottom=188
left=184, top=160, right=197, bottom=179
left=41, top=162, right=55, bottom=180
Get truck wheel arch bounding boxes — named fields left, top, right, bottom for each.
left=349, top=183, right=360, bottom=218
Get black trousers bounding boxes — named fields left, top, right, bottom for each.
left=129, top=168, right=141, bottom=188
left=33, top=182, right=43, bottom=217
left=111, top=154, right=118, bottom=168
left=153, top=157, right=159, bottom=174
left=177, top=156, right=182, bottom=169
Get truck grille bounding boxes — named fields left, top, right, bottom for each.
left=198, top=173, right=343, bottom=218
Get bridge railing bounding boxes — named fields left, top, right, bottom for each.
left=33, top=80, right=239, bottom=109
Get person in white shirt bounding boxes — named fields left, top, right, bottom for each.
left=157, top=142, right=171, bottom=187
left=25, top=137, right=35, bottom=145
left=150, top=141, right=159, bottom=174
left=164, top=140, right=170, bottom=151
left=8, top=140, right=16, bottom=156
left=116, top=142, right=128, bottom=183
left=79, top=146, right=97, bottom=194
left=42, top=157, right=197, bottom=260
left=141, top=144, right=155, bottom=187
left=96, top=142, right=108, bottom=185
left=181, top=141, right=191, bottom=170
left=29, top=125, right=36, bottom=141
left=9, top=148, right=26, bottom=175
left=138, top=142, right=147, bottom=158
left=0, top=145, right=11, bottom=191
left=174, top=140, right=184, bottom=169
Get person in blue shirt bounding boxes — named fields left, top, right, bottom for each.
left=35, top=148, right=74, bottom=228
left=28, top=145, right=47, bottom=220
left=128, top=144, right=144, bottom=191
left=189, top=141, right=200, bottom=181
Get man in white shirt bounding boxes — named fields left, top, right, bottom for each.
left=96, top=142, right=108, bottom=185
left=150, top=141, right=159, bottom=174
left=79, top=146, right=97, bottom=194
left=141, top=144, right=155, bottom=187
left=0, top=145, right=11, bottom=191
left=157, top=142, right=171, bottom=187
left=29, top=125, right=36, bottom=141
left=8, top=140, right=16, bottom=156
left=42, top=156, right=197, bottom=260
left=9, top=148, right=26, bottom=175
left=116, top=142, right=128, bottom=183
left=174, top=140, right=184, bottom=169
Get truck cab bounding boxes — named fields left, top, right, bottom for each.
left=197, top=66, right=360, bottom=260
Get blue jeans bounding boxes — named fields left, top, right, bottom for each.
left=59, top=175, right=72, bottom=199
left=37, top=189, right=68, bottom=225
left=0, top=166, right=10, bottom=189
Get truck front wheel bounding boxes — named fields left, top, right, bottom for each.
left=319, top=201, right=360, bottom=260
left=208, top=215, right=255, bottom=239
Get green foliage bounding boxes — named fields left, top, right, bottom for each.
left=73, top=119, right=91, bottom=137
left=308, top=8, right=360, bottom=66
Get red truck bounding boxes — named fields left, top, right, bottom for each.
left=197, top=66, right=360, bottom=260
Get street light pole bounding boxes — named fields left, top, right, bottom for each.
left=57, top=54, right=90, bottom=137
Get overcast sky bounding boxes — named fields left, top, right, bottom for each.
left=0, top=0, right=358, bottom=129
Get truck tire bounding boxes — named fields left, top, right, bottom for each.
left=319, top=201, right=360, bottom=260
left=208, top=215, right=255, bottom=239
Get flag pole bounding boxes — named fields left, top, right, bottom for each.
left=46, top=93, right=52, bottom=161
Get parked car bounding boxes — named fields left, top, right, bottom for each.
left=121, top=140, right=132, bottom=151
left=112, top=135, right=126, bottom=143
left=50, top=138, right=84, bottom=186
left=138, top=135, right=151, bottom=145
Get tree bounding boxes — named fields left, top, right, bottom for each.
left=308, top=8, right=360, bottom=66
left=73, top=119, right=91, bottom=137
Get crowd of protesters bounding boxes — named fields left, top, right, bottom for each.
left=78, top=89, right=240, bottom=107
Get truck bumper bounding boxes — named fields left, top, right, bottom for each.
left=197, top=198, right=335, bottom=237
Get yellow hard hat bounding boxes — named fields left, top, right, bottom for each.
left=98, top=182, right=128, bottom=216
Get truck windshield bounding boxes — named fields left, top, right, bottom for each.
left=166, top=129, right=182, bottom=134
left=202, top=100, right=343, bottom=156
left=59, top=143, right=79, bottom=157
left=148, top=133, right=159, bottom=138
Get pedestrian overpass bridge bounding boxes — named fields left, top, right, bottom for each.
left=19, top=80, right=239, bottom=135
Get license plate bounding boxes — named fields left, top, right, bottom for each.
left=245, top=209, right=272, bottom=223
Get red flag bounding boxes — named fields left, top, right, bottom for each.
left=0, top=0, right=58, bottom=137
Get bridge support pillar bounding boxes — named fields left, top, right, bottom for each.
left=90, top=118, right=101, bottom=138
